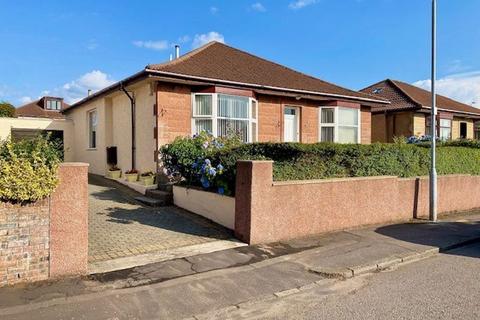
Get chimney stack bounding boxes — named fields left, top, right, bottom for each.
left=87, top=89, right=92, bottom=96
left=174, top=45, right=180, bottom=59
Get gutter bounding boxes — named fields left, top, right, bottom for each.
left=420, top=105, right=480, bottom=118
left=144, top=69, right=390, bottom=105
left=120, top=83, right=136, bottom=170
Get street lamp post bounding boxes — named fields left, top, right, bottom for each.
left=429, top=0, right=438, bottom=222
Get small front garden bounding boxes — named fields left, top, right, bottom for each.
left=161, top=133, right=480, bottom=196
left=0, top=135, right=61, bottom=203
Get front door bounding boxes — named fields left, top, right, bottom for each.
left=284, top=107, right=299, bottom=142
left=460, top=122, right=467, bottom=139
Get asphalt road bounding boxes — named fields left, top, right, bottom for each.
left=215, top=242, right=480, bottom=320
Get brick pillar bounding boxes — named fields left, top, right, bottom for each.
left=234, top=160, right=273, bottom=244
left=49, top=163, right=89, bottom=278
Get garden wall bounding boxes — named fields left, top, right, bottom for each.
left=235, top=160, right=480, bottom=244
left=0, top=163, right=89, bottom=287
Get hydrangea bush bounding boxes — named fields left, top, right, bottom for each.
left=160, top=132, right=241, bottom=195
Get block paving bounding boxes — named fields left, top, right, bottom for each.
left=88, top=178, right=230, bottom=263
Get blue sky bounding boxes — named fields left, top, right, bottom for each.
left=1, top=0, right=479, bottom=106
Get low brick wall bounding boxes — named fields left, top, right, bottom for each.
left=235, top=160, right=480, bottom=244
left=0, top=163, right=89, bottom=287
left=0, top=201, right=50, bottom=286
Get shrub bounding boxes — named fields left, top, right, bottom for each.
left=0, top=135, right=61, bottom=203
left=162, top=138, right=480, bottom=196
left=0, top=101, right=15, bottom=117
left=160, top=132, right=242, bottom=195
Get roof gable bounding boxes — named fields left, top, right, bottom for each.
left=361, top=79, right=480, bottom=116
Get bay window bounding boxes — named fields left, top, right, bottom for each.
left=192, top=93, right=257, bottom=142
left=319, top=107, right=360, bottom=143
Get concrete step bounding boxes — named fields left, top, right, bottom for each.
left=134, top=195, right=172, bottom=207
left=157, top=182, right=175, bottom=193
left=146, top=189, right=173, bottom=199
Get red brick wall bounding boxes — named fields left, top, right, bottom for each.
left=257, top=95, right=320, bottom=143
left=361, top=106, right=372, bottom=144
left=235, top=160, right=480, bottom=244
left=0, top=201, right=50, bottom=286
left=0, top=163, right=89, bottom=287
left=157, top=83, right=192, bottom=145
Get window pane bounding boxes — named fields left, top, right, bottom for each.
left=440, top=119, right=451, bottom=128
left=217, top=119, right=248, bottom=142
left=284, top=108, right=296, bottom=115
left=440, top=128, right=451, bottom=140
left=338, top=126, right=358, bottom=143
left=217, top=94, right=249, bottom=119
left=195, top=95, right=212, bottom=116
left=321, top=127, right=334, bottom=142
left=194, top=119, right=212, bottom=135
left=252, top=100, right=257, bottom=119
left=88, top=111, right=97, bottom=148
left=338, top=108, right=358, bottom=126
left=321, top=108, right=334, bottom=124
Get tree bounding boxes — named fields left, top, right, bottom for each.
left=0, top=101, right=15, bottom=117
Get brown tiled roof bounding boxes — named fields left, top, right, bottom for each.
left=147, top=42, right=387, bottom=104
left=361, top=79, right=480, bottom=116
left=15, top=97, right=68, bottom=119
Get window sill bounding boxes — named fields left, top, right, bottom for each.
left=86, top=148, right=97, bottom=151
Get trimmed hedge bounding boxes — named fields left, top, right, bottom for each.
left=0, top=135, right=61, bottom=203
left=161, top=138, right=480, bottom=195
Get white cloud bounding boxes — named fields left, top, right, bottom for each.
left=48, top=70, right=116, bottom=104
left=19, top=96, right=33, bottom=104
left=251, top=2, right=266, bottom=12
left=178, top=35, right=190, bottom=44
left=86, top=39, right=98, bottom=51
left=210, top=6, right=219, bottom=14
left=192, top=32, right=225, bottom=49
left=133, top=40, right=169, bottom=51
left=288, top=0, right=317, bottom=10
left=413, top=71, right=480, bottom=107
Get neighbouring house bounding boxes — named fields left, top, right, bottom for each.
left=360, top=79, right=480, bottom=142
left=0, top=96, right=74, bottom=160
left=63, top=41, right=388, bottom=176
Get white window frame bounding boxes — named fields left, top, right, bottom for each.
left=318, top=106, right=361, bottom=144
left=191, top=93, right=258, bottom=143
left=87, top=109, right=98, bottom=149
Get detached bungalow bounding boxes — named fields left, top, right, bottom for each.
left=0, top=96, right=74, bottom=161
left=63, top=42, right=387, bottom=175
left=361, top=79, right=480, bottom=142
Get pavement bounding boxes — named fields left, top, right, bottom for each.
left=87, top=175, right=238, bottom=273
left=0, top=211, right=479, bottom=319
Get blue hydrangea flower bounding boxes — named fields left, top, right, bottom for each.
left=208, top=167, right=216, bottom=176
left=200, top=176, right=210, bottom=188
left=217, top=164, right=224, bottom=171
left=217, top=187, right=225, bottom=195
left=204, top=159, right=211, bottom=166
left=192, top=162, right=198, bottom=169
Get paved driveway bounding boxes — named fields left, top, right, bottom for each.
left=88, top=176, right=231, bottom=264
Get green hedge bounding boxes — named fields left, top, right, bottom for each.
left=161, top=137, right=480, bottom=195
left=0, top=135, right=61, bottom=203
